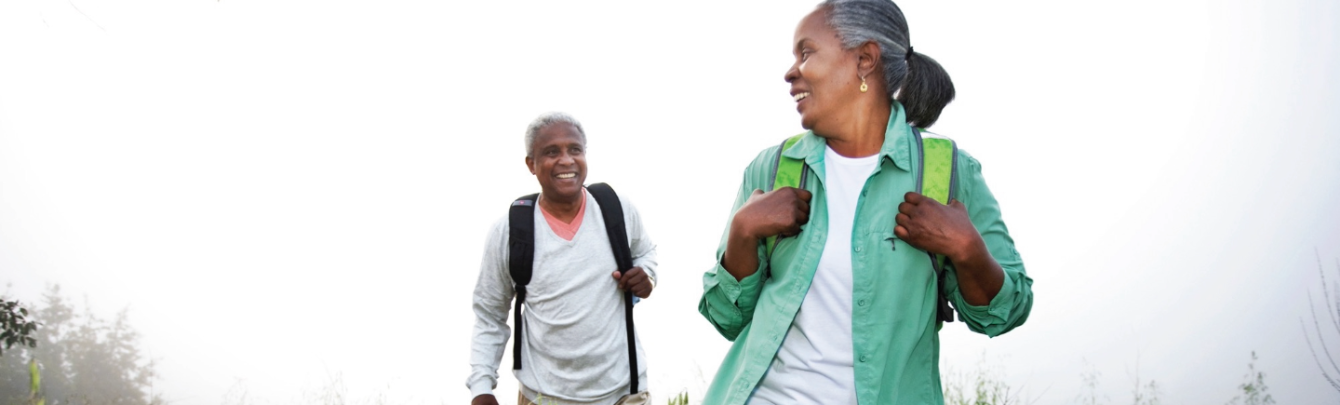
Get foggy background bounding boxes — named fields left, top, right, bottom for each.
left=2, top=0, right=1339, bottom=403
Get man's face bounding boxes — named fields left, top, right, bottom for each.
left=525, top=122, right=587, bottom=202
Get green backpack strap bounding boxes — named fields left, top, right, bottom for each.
left=765, top=129, right=960, bottom=328
left=765, top=133, right=809, bottom=258
left=915, top=128, right=958, bottom=205
left=913, top=127, right=960, bottom=329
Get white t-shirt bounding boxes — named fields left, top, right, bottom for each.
left=751, top=146, right=879, bottom=405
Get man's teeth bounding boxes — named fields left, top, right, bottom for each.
left=794, top=92, right=810, bottom=102
left=557, top=173, right=576, bottom=179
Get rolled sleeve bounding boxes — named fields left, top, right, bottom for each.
left=699, top=251, right=766, bottom=341
left=699, top=148, right=786, bottom=342
left=467, top=378, right=496, bottom=399
left=953, top=267, right=1033, bottom=336
left=948, top=150, right=1034, bottom=337
left=699, top=167, right=772, bottom=341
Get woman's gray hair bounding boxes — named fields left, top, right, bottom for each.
left=820, top=0, right=955, bottom=128
left=524, top=112, right=586, bottom=157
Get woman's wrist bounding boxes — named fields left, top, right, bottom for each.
left=730, top=214, right=759, bottom=242
left=723, top=216, right=762, bottom=280
left=949, top=235, right=989, bottom=267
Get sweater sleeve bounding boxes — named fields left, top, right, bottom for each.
left=622, top=196, right=660, bottom=287
left=942, top=150, right=1034, bottom=337
left=466, top=217, right=515, bottom=398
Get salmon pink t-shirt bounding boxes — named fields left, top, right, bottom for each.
left=539, top=189, right=586, bottom=241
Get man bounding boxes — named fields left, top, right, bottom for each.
left=468, top=112, right=656, bottom=405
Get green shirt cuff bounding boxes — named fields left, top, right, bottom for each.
left=711, top=255, right=765, bottom=303
left=958, top=270, right=1017, bottom=324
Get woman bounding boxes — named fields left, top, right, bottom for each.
left=697, top=1, right=1034, bottom=404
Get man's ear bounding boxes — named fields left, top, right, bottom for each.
left=856, top=41, right=882, bottom=81
left=525, top=156, right=536, bottom=175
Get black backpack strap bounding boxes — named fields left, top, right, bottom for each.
left=585, top=182, right=638, bottom=395
left=507, top=193, right=538, bottom=370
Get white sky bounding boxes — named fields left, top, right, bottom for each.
left=2, top=0, right=1339, bottom=404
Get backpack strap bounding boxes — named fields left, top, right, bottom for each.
left=507, top=193, right=539, bottom=370
left=764, top=133, right=809, bottom=259
left=913, top=127, right=960, bottom=328
left=585, top=182, right=639, bottom=395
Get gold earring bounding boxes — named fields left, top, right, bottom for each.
left=860, top=76, right=868, bottom=93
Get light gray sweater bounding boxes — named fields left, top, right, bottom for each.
left=468, top=189, right=658, bottom=405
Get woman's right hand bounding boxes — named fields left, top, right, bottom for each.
left=733, top=188, right=813, bottom=239
left=722, top=188, right=812, bottom=281
left=471, top=394, right=499, bottom=405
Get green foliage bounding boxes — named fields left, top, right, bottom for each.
left=0, top=298, right=39, bottom=357
left=942, top=358, right=1027, bottom=405
left=1302, top=253, right=1340, bottom=394
left=1225, top=351, right=1274, bottom=405
left=1131, top=379, right=1160, bottom=405
left=299, top=372, right=387, bottom=405
left=0, top=285, right=161, bottom=405
left=1076, top=359, right=1106, bottom=405
left=666, top=391, right=689, bottom=405
left=28, top=359, right=44, bottom=405
left=1071, top=356, right=1162, bottom=405
left=1128, top=356, right=1161, bottom=405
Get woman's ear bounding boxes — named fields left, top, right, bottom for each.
left=857, top=41, right=882, bottom=80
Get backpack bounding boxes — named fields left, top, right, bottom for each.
left=765, top=128, right=960, bottom=327
left=506, top=182, right=640, bottom=395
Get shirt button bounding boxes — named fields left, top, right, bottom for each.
left=858, top=299, right=866, bottom=307
left=859, top=355, right=868, bottom=363
left=854, top=245, right=863, bottom=252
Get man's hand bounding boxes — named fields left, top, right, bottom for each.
left=471, top=394, right=499, bottom=405
left=893, top=192, right=981, bottom=261
left=612, top=266, right=654, bottom=298
left=732, top=187, right=812, bottom=240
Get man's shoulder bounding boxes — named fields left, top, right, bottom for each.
left=481, top=214, right=510, bottom=247
left=484, top=197, right=528, bottom=246
left=584, top=185, right=641, bottom=220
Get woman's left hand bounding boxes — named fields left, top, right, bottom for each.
left=893, top=192, right=982, bottom=261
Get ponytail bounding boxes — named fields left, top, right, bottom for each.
left=822, top=0, right=956, bottom=128
left=898, top=50, right=955, bottom=128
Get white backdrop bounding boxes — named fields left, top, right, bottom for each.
left=3, top=0, right=1339, bottom=404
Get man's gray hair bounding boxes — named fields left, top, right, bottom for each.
left=524, top=112, right=587, bottom=157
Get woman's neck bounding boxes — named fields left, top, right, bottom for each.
left=821, top=101, right=892, bottom=158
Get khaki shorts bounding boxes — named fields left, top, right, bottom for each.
left=517, top=390, right=649, bottom=405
